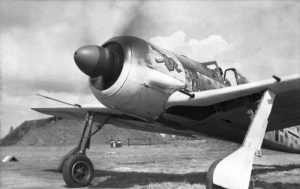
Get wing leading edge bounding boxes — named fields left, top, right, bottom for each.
left=166, top=74, right=300, bottom=107
left=31, top=106, right=193, bottom=137
left=166, top=74, right=300, bottom=131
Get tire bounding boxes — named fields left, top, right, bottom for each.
left=57, top=147, right=77, bottom=172
left=62, top=154, right=94, bottom=187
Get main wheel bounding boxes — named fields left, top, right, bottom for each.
left=62, top=154, right=94, bottom=187
left=57, top=147, right=77, bottom=172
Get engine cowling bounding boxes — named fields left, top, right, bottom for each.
left=75, top=36, right=186, bottom=121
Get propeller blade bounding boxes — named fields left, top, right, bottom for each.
left=113, top=1, right=145, bottom=36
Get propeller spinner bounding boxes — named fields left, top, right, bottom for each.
left=74, top=45, right=111, bottom=78
left=74, top=42, right=125, bottom=90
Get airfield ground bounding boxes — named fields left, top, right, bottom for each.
left=0, top=139, right=300, bottom=189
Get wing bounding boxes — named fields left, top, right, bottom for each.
left=31, top=106, right=192, bottom=137
left=166, top=74, right=300, bottom=131
left=32, top=74, right=299, bottom=139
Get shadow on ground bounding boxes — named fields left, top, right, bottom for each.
left=90, top=170, right=206, bottom=188
left=250, top=164, right=300, bottom=189
left=253, top=164, right=300, bottom=174
left=44, top=164, right=300, bottom=188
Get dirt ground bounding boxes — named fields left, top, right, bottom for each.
left=0, top=139, right=300, bottom=189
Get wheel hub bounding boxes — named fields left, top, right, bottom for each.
left=71, top=161, right=90, bottom=182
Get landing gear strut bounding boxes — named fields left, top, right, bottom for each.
left=59, top=112, right=104, bottom=187
left=206, top=90, right=276, bottom=189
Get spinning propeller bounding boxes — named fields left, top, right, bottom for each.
left=74, top=1, right=144, bottom=89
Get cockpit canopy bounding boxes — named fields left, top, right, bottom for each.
left=201, top=61, right=249, bottom=86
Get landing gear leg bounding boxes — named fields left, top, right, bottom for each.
left=206, top=90, right=276, bottom=189
left=60, top=112, right=104, bottom=187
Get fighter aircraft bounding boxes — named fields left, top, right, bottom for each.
left=33, top=36, right=300, bottom=189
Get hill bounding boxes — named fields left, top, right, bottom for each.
left=0, top=117, right=169, bottom=146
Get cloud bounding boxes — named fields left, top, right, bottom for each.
left=149, top=31, right=186, bottom=51
left=150, top=30, right=232, bottom=62
left=150, top=27, right=300, bottom=82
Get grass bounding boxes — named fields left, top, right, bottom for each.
left=1, top=140, right=300, bottom=188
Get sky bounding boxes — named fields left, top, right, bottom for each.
left=0, top=0, right=299, bottom=137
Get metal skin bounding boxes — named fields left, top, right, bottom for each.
left=77, top=36, right=300, bottom=153
left=90, top=36, right=186, bottom=121
left=89, top=36, right=231, bottom=120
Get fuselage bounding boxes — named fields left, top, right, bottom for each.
left=86, top=36, right=300, bottom=153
